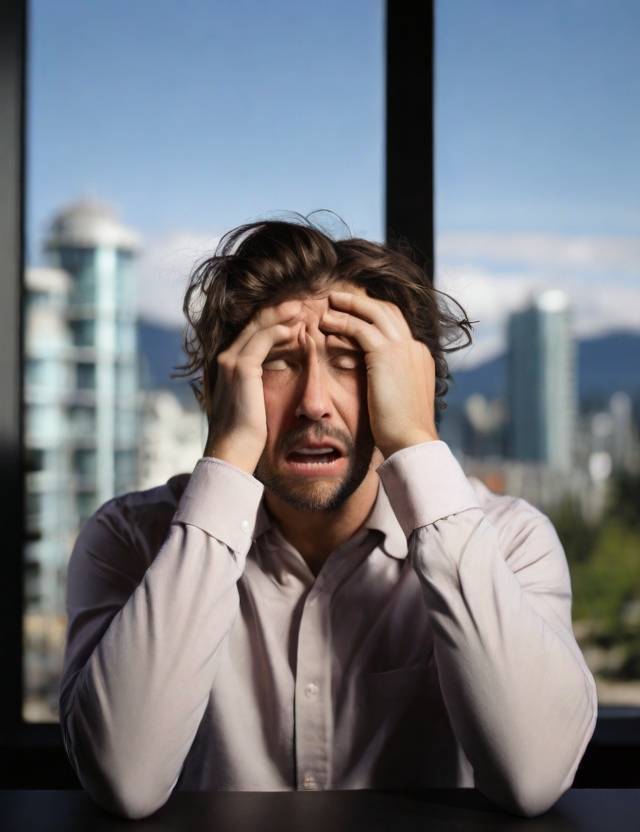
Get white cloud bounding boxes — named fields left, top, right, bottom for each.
left=135, top=230, right=220, bottom=327
left=436, top=233, right=640, bottom=367
left=133, top=227, right=640, bottom=370
left=436, top=252, right=640, bottom=370
left=438, top=231, right=640, bottom=276
left=438, top=264, right=544, bottom=370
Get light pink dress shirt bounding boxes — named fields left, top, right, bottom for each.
left=58, top=440, right=597, bottom=820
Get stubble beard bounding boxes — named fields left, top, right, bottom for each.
left=254, top=433, right=376, bottom=513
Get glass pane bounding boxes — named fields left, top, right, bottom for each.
left=24, top=0, right=384, bottom=721
left=436, top=0, right=640, bottom=707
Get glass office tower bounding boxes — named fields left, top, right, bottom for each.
left=24, top=267, right=76, bottom=613
left=507, top=290, right=576, bottom=471
left=44, top=200, right=140, bottom=517
left=24, top=201, right=140, bottom=719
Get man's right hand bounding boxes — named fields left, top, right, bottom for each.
left=203, top=299, right=305, bottom=475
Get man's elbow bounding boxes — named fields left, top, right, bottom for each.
left=501, top=779, right=569, bottom=818
left=63, top=725, right=179, bottom=820
left=481, top=755, right=586, bottom=819
left=77, top=769, right=177, bottom=820
left=103, top=788, right=172, bottom=821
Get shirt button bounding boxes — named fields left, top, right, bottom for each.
left=302, top=773, right=317, bottom=789
left=240, top=519, right=250, bottom=532
left=304, top=682, right=319, bottom=698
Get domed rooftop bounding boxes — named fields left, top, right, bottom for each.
left=45, top=199, right=139, bottom=252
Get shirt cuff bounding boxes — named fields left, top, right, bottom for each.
left=376, top=440, right=481, bottom=539
left=173, top=457, right=265, bottom=560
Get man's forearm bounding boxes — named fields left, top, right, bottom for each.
left=377, top=441, right=597, bottom=818
left=60, top=458, right=263, bottom=819
left=410, top=509, right=596, bottom=817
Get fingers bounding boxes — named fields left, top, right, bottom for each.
left=320, top=307, right=383, bottom=354
left=326, top=290, right=405, bottom=339
left=236, top=319, right=304, bottom=372
left=224, top=299, right=304, bottom=359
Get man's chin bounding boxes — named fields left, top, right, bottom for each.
left=257, top=451, right=375, bottom=513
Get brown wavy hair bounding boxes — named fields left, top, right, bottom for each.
left=173, top=212, right=474, bottom=424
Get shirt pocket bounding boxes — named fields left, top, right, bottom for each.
left=364, top=651, right=435, bottom=701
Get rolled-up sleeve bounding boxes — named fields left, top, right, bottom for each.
left=59, top=457, right=264, bottom=819
left=377, top=440, right=597, bottom=818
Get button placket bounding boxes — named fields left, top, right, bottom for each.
left=294, top=588, right=331, bottom=790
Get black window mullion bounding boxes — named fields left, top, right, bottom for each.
left=385, top=0, right=434, bottom=279
left=0, top=0, right=27, bottom=747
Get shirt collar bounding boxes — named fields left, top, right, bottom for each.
left=253, top=477, right=408, bottom=561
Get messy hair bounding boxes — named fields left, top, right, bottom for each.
left=173, top=212, right=474, bottom=422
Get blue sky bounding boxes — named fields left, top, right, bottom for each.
left=436, top=0, right=640, bottom=236
left=27, top=0, right=385, bottom=252
left=28, top=0, right=640, bottom=364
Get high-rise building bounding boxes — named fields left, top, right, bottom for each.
left=506, top=290, right=576, bottom=470
left=44, top=199, right=140, bottom=515
left=24, top=267, right=76, bottom=612
left=24, top=201, right=141, bottom=720
left=24, top=200, right=141, bottom=612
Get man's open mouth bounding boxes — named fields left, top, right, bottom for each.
left=287, top=449, right=342, bottom=464
left=284, top=447, right=347, bottom=476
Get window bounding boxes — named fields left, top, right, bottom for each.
left=23, top=0, right=384, bottom=724
left=6, top=0, right=631, bottom=788
left=435, top=0, right=640, bottom=709
left=73, top=449, right=96, bottom=479
left=75, top=363, right=95, bottom=390
left=69, top=319, right=94, bottom=348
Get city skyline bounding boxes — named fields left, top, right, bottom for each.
left=21, top=200, right=640, bottom=721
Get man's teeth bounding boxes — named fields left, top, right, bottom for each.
left=298, top=448, right=334, bottom=455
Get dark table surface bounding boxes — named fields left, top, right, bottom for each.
left=0, top=789, right=638, bottom=831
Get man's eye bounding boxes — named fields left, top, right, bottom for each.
left=262, top=356, right=362, bottom=371
left=335, top=357, right=361, bottom=370
left=336, top=354, right=362, bottom=370
left=262, top=359, right=289, bottom=370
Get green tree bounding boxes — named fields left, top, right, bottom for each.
left=571, top=521, right=640, bottom=633
left=548, top=497, right=598, bottom=567
left=549, top=472, right=640, bottom=680
left=607, top=470, right=640, bottom=531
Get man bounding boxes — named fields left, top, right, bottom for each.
left=59, top=217, right=597, bottom=820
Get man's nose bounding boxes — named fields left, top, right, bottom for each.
left=294, top=329, right=332, bottom=421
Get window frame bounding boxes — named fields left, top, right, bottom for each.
left=0, top=0, right=637, bottom=789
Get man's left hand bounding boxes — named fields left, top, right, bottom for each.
left=319, top=289, right=439, bottom=459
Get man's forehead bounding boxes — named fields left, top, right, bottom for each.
left=264, top=283, right=367, bottom=319
left=293, top=282, right=367, bottom=306
left=264, top=283, right=365, bottom=353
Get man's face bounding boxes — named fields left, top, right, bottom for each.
left=253, top=280, right=378, bottom=512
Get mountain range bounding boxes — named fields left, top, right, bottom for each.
left=137, top=320, right=640, bottom=413
left=445, top=331, right=640, bottom=411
